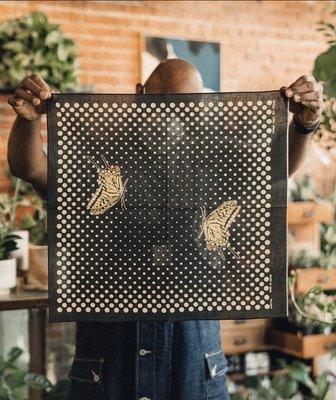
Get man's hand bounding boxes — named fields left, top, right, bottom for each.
left=283, top=75, right=323, bottom=127
left=8, top=74, right=52, bottom=121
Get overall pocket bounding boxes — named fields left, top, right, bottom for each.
left=205, top=350, right=229, bottom=400
left=67, top=357, right=105, bottom=400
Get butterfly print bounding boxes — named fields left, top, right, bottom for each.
left=198, top=200, right=241, bottom=260
left=86, top=154, right=128, bottom=215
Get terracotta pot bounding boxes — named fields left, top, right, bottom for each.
left=0, top=258, right=17, bottom=296
left=28, top=244, right=48, bottom=291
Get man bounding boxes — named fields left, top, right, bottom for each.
left=7, top=59, right=323, bottom=400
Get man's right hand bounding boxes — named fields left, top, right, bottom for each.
left=8, top=74, right=52, bottom=121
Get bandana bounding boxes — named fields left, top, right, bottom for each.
left=47, top=91, right=288, bottom=322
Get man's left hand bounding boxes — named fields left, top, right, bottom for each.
left=283, top=75, right=323, bottom=127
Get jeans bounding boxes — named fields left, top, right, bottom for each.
left=67, top=320, right=230, bottom=400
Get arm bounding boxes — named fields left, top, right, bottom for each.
left=283, top=75, right=323, bottom=176
left=288, top=120, right=313, bottom=176
left=7, top=75, right=52, bottom=198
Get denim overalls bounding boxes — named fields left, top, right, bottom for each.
left=67, top=320, right=230, bottom=400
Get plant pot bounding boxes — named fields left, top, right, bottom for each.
left=0, top=258, right=17, bottom=296
left=28, top=244, right=48, bottom=291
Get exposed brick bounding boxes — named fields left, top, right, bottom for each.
left=0, top=0, right=329, bottom=189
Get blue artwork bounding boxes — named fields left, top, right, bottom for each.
left=142, top=36, right=221, bottom=92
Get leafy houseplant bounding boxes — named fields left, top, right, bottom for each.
left=313, top=10, right=336, bottom=162
left=230, top=359, right=331, bottom=400
left=7, top=175, right=48, bottom=290
left=320, top=222, right=336, bottom=268
left=289, top=174, right=317, bottom=202
left=289, top=274, right=336, bottom=330
left=314, top=10, right=336, bottom=99
left=288, top=249, right=319, bottom=270
left=0, top=227, right=19, bottom=261
left=0, top=12, right=79, bottom=92
left=0, top=346, right=70, bottom=400
left=0, top=194, right=21, bottom=295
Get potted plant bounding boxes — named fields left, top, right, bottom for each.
left=0, top=346, right=70, bottom=400
left=0, top=12, right=79, bottom=93
left=319, top=222, right=336, bottom=268
left=6, top=175, right=48, bottom=290
left=289, top=275, right=336, bottom=333
left=0, top=226, right=19, bottom=296
left=0, top=191, right=23, bottom=296
left=229, top=358, right=332, bottom=399
left=288, top=249, right=319, bottom=270
left=288, top=174, right=317, bottom=202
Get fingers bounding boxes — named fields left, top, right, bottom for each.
left=30, top=74, right=51, bottom=95
left=15, top=88, right=41, bottom=105
left=283, top=75, right=323, bottom=112
left=8, top=95, right=24, bottom=110
left=18, top=75, right=52, bottom=103
left=287, top=75, right=314, bottom=90
left=295, top=90, right=323, bottom=111
left=284, top=75, right=323, bottom=97
left=300, top=100, right=321, bottom=110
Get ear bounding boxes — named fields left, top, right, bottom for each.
left=136, top=83, right=144, bottom=94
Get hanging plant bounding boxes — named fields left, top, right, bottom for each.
left=0, top=12, right=79, bottom=92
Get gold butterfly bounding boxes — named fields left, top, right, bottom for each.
left=86, top=155, right=128, bottom=215
left=198, top=200, right=241, bottom=260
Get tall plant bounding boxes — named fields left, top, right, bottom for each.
left=0, top=12, right=79, bottom=92
left=0, top=347, right=70, bottom=400
left=0, top=193, right=21, bottom=261
left=313, top=9, right=336, bottom=157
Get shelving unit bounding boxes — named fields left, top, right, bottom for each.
left=222, top=200, right=335, bottom=380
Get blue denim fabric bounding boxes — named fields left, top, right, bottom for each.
left=67, top=320, right=230, bottom=400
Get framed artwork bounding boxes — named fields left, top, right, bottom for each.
left=141, top=36, right=221, bottom=92
left=47, top=91, right=288, bottom=322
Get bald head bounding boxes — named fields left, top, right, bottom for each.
left=137, top=59, right=203, bottom=94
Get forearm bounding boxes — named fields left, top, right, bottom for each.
left=288, top=119, right=312, bottom=176
left=7, top=115, right=47, bottom=194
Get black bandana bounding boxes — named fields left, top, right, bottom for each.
left=47, top=91, right=288, bottom=322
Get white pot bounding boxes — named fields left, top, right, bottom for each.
left=0, top=258, right=17, bottom=296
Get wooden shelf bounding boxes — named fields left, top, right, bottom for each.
left=0, top=289, right=49, bottom=311
left=221, top=320, right=272, bottom=354
left=288, top=201, right=334, bottom=226
left=292, top=267, right=336, bottom=293
left=229, top=368, right=287, bottom=381
left=269, top=329, right=336, bottom=359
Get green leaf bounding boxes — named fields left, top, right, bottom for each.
left=313, top=45, right=336, bottom=97
left=5, top=370, right=26, bottom=389
left=313, top=373, right=330, bottom=399
left=6, top=347, right=23, bottom=364
left=287, top=361, right=313, bottom=387
left=45, top=30, right=62, bottom=46
left=3, top=41, right=24, bottom=52
left=24, top=373, right=51, bottom=390
left=57, top=43, right=68, bottom=62
left=272, top=375, right=298, bottom=398
left=20, top=214, right=37, bottom=229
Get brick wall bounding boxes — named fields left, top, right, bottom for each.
left=0, top=0, right=331, bottom=191
left=0, top=0, right=333, bottom=382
